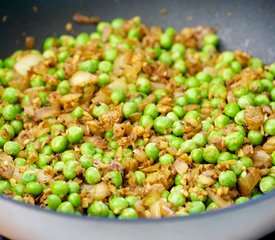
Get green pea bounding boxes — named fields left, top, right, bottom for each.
left=214, top=115, right=231, bottom=128
left=2, top=104, right=17, bottom=121
left=0, top=180, right=11, bottom=193
left=111, top=18, right=124, bottom=29
left=173, top=60, right=186, bottom=73
left=187, top=201, right=205, bottom=214
left=159, top=51, right=172, bottom=66
left=66, top=126, right=84, bottom=144
left=185, top=88, right=201, bottom=104
left=230, top=60, right=242, bottom=72
left=217, top=152, right=232, bottom=163
left=154, top=89, right=168, bottom=103
left=14, top=157, right=26, bottom=166
left=220, top=51, right=235, bottom=64
left=136, top=77, right=152, bottom=94
left=43, top=37, right=58, bottom=50
left=96, top=21, right=109, bottom=33
left=191, top=148, right=204, bottom=163
left=56, top=69, right=66, bottom=80
left=172, top=121, right=184, bottom=137
left=238, top=95, right=255, bottom=109
left=71, top=107, right=84, bottom=118
left=143, top=104, right=158, bottom=119
left=37, top=154, right=52, bottom=168
left=239, top=157, right=253, bottom=168
left=68, top=181, right=80, bottom=193
left=81, top=142, right=95, bottom=156
left=79, top=59, right=99, bottom=73
left=264, top=119, right=275, bottom=135
left=203, top=145, right=220, bottom=164
left=192, top=133, right=207, bottom=147
left=51, top=136, right=68, bottom=153
left=159, top=153, right=174, bottom=165
left=235, top=196, right=249, bottom=204
left=3, top=141, right=21, bottom=156
left=98, top=60, right=113, bottom=73
left=63, top=160, right=78, bottom=180
left=26, top=182, right=43, bottom=196
left=2, top=87, right=19, bottom=104
left=12, top=183, right=25, bottom=196
left=108, top=171, right=123, bottom=187
left=76, top=32, right=90, bottom=46
left=109, top=197, right=128, bottom=214
left=122, top=102, right=137, bottom=119
left=184, top=110, right=200, bottom=122
left=56, top=201, right=74, bottom=214
left=85, top=167, right=101, bottom=184
left=175, top=96, right=188, bottom=107
left=225, top=132, right=244, bottom=151
left=93, top=103, right=109, bottom=117
left=118, top=208, right=138, bottom=219
left=104, top=48, right=118, bottom=62
left=185, top=77, right=200, bottom=88
left=153, top=116, right=172, bottom=135
left=196, top=72, right=212, bottom=83
left=144, top=142, right=159, bottom=160
left=260, top=176, right=275, bottom=193
left=68, top=193, right=81, bottom=208
left=57, top=80, right=71, bottom=95
left=127, top=28, right=140, bottom=40
left=234, top=110, right=245, bottom=125
left=224, top=102, right=240, bottom=118
left=203, top=33, right=219, bottom=46
left=50, top=180, right=69, bottom=198
left=160, top=33, right=173, bottom=49
left=206, top=202, right=218, bottom=211
left=249, top=57, right=263, bottom=68
left=247, top=130, right=263, bottom=146
left=171, top=108, right=184, bottom=121
left=219, top=170, right=237, bottom=187
left=88, top=201, right=109, bottom=217
left=168, top=191, right=186, bottom=207
left=47, top=194, right=62, bottom=210
left=181, top=140, right=196, bottom=153
left=110, top=90, right=126, bottom=105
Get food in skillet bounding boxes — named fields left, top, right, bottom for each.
left=0, top=17, right=275, bottom=219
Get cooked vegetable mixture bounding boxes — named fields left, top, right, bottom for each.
left=0, top=17, right=275, bottom=219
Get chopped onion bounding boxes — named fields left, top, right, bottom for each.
left=60, top=93, right=82, bottom=103
left=238, top=168, right=260, bottom=195
left=14, top=53, right=44, bottom=76
left=174, top=159, right=188, bottom=175
left=70, top=71, right=97, bottom=87
left=206, top=187, right=231, bottom=208
left=34, top=105, right=60, bottom=121
left=262, top=136, right=275, bottom=154
left=108, top=78, right=127, bottom=92
left=0, top=152, right=15, bottom=179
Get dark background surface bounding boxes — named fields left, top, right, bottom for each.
left=0, top=0, right=275, bottom=239
left=0, top=0, right=275, bottom=63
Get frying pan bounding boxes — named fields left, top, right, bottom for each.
left=0, top=0, right=275, bottom=239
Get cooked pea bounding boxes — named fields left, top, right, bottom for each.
left=88, top=201, right=109, bottom=217
left=153, top=116, right=172, bottom=135
left=225, top=132, right=244, bottom=151
left=187, top=201, right=205, bottom=214
left=264, top=119, right=275, bottom=135
left=159, top=154, right=174, bottom=165
left=51, top=136, right=68, bottom=153
left=56, top=201, right=74, bottom=214
left=66, top=126, right=84, bottom=144
left=85, top=167, right=101, bottom=184
left=219, top=170, right=237, bottom=187
left=248, top=130, right=263, bottom=146
left=260, top=176, right=275, bottom=193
